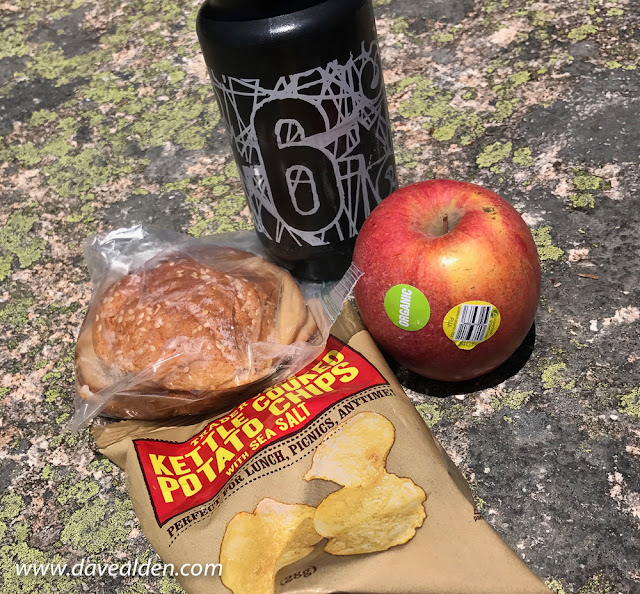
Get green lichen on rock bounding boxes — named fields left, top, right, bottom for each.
left=531, top=226, right=564, bottom=261
left=493, top=98, right=520, bottom=122
left=546, top=578, right=568, bottom=594
left=508, top=71, right=530, bottom=86
left=9, top=142, right=42, bottom=167
left=569, top=193, right=595, bottom=208
left=432, top=123, right=458, bottom=142
left=391, top=17, right=409, bottom=35
left=81, top=71, right=139, bottom=106
left=568, top=24, right=597, bottom=42
left=2, top=21, right=224, bottom=206
left=42, top=146, right=134, bottom=198
left=396, top=147, right=419, bottom=169
left=397, top=76, right=484, bottom=144
left=513, top=147, right=533, bottom=166
left=0, top=542, right=75, bottom=594
left=541, top=362, right=567, bottom=389
left=56, top=477, right=101, bottom=505
left=60, top=497, right=133, bottom=554
left=577, top=574, right=613, bottom=594
left=0, top=480, right=72, bottom=594
left=30, top=110, right=58, bottom=126
left=150, top=59, right=187, bottom=85
left=618, top=387, right=640, bottom=417
left=25, top=43, right=107, bottom=87
left=0, top=25, right=29, bottom=60
left=0, top=210, right=46, bottom=274
left=188, top=217, right=210, bottom=238
left=189, top=191, right=252, bottom=236
left=476, top=141, right=512, bottom=168
left=50, top=429, right=81, bottom=448
left=224, top=161, right=239, bottom=178
left=416, top=402, right=442, bottom=427
left=66, top=203, right=95, bottom=225
left=0, top=257, right=11, bottom=282
left=200, top=174, right=227, bottom=191
left=0, top=492, right=24, bottom=521
left=41, top=465, right=54, bottom=480
left=431, top=31, right=455, bottom=43
left=55, top=412, right=69, bottom=425
left=214, top=195, right=252, bottom=233
left=0, top=297, right=35, bottom=330
left=491, top=390, right=533, bottom=411
left=88, top=458, right=115, bottom=474
left=568, top=170, right=609, bottom=209
left=474, top=495, right=487, bottom=510
left=482, top=0, right=510, bottom=15
left=14, top=523, right=29, bottom=543
left=573, top=171, right=606, bottom=191
left=164, top=179, right=193, bottom=192
left=446, top=403, right=474, bottom=424
left=461, top=88, right=477, bottom=100
left=127, top=98, right=219, bottom=150
left=42, top=136, right=72, bottom=159
left=158, top=576, right=188, bottom=594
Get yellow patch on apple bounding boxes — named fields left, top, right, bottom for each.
left=443, top=301, right=501, bottom=350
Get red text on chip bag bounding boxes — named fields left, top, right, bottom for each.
left=133, top=337, right=387, bottom=526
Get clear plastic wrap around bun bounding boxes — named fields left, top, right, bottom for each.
left=72, top=225, right=361, bottom=430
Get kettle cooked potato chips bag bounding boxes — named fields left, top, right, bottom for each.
left=94, top=304, right=551, bottom=594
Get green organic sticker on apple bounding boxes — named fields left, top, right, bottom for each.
left=384, top=284, right=430, bottom=331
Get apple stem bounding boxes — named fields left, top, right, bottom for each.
left=443, top=215, right=449, bottom=235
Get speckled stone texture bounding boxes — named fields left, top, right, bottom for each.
left=0, top=0, right=638, bottom=592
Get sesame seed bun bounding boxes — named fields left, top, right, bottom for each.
left=75, top=247, right=316, bottom=419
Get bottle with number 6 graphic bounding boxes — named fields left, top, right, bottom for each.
left=197, top=0, right=397, bottom=280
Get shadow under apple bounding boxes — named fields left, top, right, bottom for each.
left=385, top=322, right=537, bottom=398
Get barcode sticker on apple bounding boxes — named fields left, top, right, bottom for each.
left=442, top=301, right=501, bottom=350
left=453, top=304, right=493, bottom=342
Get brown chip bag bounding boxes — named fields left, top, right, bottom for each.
left=93, top=304, right=551, bottom=594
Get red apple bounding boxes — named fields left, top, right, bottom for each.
left=353, top=179, right=541, bottom=381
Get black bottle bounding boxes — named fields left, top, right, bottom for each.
left=197, top=0, right=397, bottom=280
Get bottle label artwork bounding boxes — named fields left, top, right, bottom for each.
left=209, top=41, right=397, bottom=248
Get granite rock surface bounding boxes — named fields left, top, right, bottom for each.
left=1, top=0, right=639, bottom=592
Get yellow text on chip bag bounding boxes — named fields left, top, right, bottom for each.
left=145, top=350, right=362, bottom=505
left=132, top=340, right=386, bottom=517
